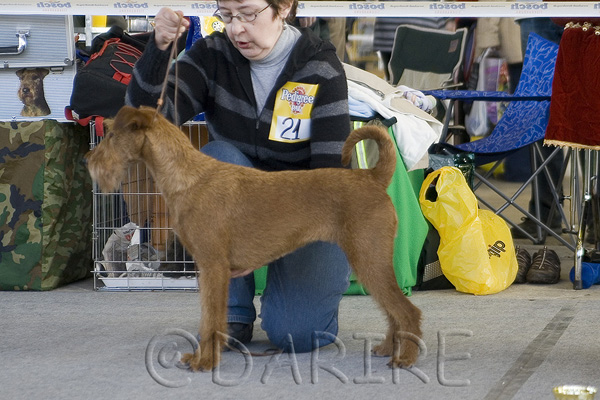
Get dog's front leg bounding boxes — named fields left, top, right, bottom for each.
left=181, top=261, right=230, bottom=371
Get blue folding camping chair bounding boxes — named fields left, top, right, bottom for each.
left=426, top=33, right=575, bottom=250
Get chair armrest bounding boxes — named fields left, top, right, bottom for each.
left=423, top=89, right=551, bottom=102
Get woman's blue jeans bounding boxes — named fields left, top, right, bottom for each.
left=201, top=141, right=351, bottom=353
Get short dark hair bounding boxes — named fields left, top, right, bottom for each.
left=268, top=0, right=298, bottom=23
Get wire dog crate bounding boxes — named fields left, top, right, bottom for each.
left=90, top=120, right=207, bottom=291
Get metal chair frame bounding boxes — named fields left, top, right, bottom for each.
left=427, top=33, right=577, bottom=250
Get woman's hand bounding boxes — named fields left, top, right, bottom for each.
left=153, top=7, right=190, bottom=51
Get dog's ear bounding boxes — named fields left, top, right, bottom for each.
left=103, top=118, right=114, bottom=134
left=37, top=68, right=49, bottom=78
left=15, top=68, right=24, bottom=79
left=114, top=105, right=154, bottom=133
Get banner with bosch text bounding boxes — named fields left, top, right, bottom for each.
left=0, top=1, right=599, bottom=18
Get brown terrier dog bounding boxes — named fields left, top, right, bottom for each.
left=16, top=68, right=51, bottom=117
left=86, top=105, right=422, bottom=372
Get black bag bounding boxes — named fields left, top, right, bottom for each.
left=414, top=221, right=454, bottom=291
left=88, top=25, right=149, bottom=55
left=66, top=26, right=149, bottom=134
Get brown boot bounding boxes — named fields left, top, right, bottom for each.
left=526, top=247, right=561, bottom=284
left=514, top=247, right=532, bottom=284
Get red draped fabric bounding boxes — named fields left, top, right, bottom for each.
left=545, top=23, right=600, bottom=149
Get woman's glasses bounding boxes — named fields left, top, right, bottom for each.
left=213, top=4, right=271, bottom=24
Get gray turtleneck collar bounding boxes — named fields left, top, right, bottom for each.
left=250, top=24, right=301, bottom=113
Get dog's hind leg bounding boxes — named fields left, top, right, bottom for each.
left=181, top=254, right=231, bottom=371
left=342, top=232, right=422, bottom=368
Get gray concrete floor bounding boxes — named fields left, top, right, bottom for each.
left=1, top=175, right=599, bottom=400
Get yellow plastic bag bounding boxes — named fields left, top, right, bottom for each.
left=419, top=166, right=518, bottom=295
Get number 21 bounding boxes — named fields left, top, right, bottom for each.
left=280, top=117, right=301, bottom=140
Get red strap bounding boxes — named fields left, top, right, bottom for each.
left=93, top=117, right=105, bottom=136
left=112, top=71, right=131, bottom=85
left=63, top=107, right=105, bottom=136
left=88, top=37, right=122, bottom=63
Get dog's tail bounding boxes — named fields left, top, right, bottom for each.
left=341, top=125, right=396, bottom=187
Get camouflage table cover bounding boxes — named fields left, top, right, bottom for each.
left=0, top=120, right=92, bottom=290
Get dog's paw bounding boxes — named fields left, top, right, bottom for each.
left=389, top=343, right=420, bottom=369
left=181, top=345, right=221, bottom=372
left=388, top=348, right=419, bottom=368
left=373, top=342, right=393, bottom=357
left=374, top=340, right=419, bottom=368
left=196, top=355, right=219, bottom=372
left=180, top=351, right=212, bottom=372
left=180, top=352, right=196, bottom=368
left=388, top=357, right=416, bottom=369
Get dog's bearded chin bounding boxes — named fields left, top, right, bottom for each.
left=89, top=164, right=123, bottom=194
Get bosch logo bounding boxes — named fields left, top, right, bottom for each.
left=36, top=1, right=71, bottom=8
left=348, top=2, right=386, bottom=10
left=429, top=3, right=466, bottom=9
left=191, top=2, right=218, bottom=10
left=511, top=2, right=548, bottom=10
left=113, top=1, right=149, bottom=9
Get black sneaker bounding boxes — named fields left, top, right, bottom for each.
left=526, top=247, right=561, bottom=284
left=514, top=247, right=531, bottom=284
left=511, top=217, right=562, bottom=239
left=227, top=322, right=253, bottom=345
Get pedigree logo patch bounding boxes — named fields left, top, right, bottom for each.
left=281, top=86, right=315, bottom=115
left=270, top=82, right=319, bottom=143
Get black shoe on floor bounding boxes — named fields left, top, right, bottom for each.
left=514, top=247, right=532, bottom=284
left=526, top=247, right=561, bottom=284
left=585, top=224, right=597, bottom=245
left=511, top=217, right=561, bottom=239
left=227, top=322, right=253, bottom=345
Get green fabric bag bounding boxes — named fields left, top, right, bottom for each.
left=345, top=120, right=428, bottom=296
left=0, top=120, right=92, bottom=290
left=254, top=121, right=428, bottom=296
